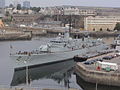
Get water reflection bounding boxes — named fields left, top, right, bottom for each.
left=11, top=60, right=75, bottom=87
left=76, top=74, right=120, bottom=90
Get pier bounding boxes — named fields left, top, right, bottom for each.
left=0, top=28, right=32, bottom=41
left=0, top=32, right=32, bottom=41
left=75, top=51, right=120, bottom=87
left=1, top=26, right=120, bottom=41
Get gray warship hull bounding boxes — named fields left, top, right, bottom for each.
left=11, top=44, right=109, bottom=69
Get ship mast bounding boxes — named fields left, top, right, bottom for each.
left=65, top=24, right=70, bottom=39
left=69, top=14, right=72, bottom=37
left=64, top=14, right=72, bottom=39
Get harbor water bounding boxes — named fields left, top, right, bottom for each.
left=0, top=36, right=120, bottom=90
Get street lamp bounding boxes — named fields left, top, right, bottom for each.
left=24, top=60, right=29, bottom=86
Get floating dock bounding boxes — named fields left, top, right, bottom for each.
left=75, top=51, right=120, bottom=87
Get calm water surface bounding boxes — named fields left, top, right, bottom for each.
left=0, top=36, right=119, bottom=90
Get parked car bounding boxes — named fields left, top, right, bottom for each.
left=84, top=60, right=94, bottom=65
left=102, top=56, right=113, bottom=60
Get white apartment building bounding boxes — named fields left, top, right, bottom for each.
left=5, top=8, right=13, bottom=15
left=39, top=7, right=62, bottom=15
left=12, top=8, right=34, bottom=14
left=39, top=7, right=54, bottom=15
left=84, top=16, right=120, bottom=31
left=39, top=6, right=97, bottom=16
left=63, top=7, right=79, bottom=15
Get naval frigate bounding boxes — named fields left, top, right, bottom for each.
left=10, top=27, right=109, bottom=69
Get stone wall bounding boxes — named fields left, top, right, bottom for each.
left=84, top=16, right=120, bottom=31
left=75, top=63, right=120, bottom=86
left=87, top=24, right=116, bottom=31
left=12, top=14, right=42, bottom=24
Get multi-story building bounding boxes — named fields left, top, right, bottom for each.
left=23, top=1, right=30, bottom=9
left=39, top=7, right=62, bottom=15
left=39, top=6, right=97, bottom=16
left=39, top=7, right=52, bottom=15
left=84, top=16, right=120, bottom=31
left=12, top=8, right=34, bottom=14
left=0, top=0, right=5, bottom=8
left=63, top=7, right=79, bottom=15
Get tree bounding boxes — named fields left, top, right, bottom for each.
left=114, top=23, right=120, bottom=31
left=17, top=4, right=21, bottom=10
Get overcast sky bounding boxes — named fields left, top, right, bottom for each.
left=5, top=0, right=120, bottom=7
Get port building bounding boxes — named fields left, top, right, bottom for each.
left=84, top=16, right=120, bottom=31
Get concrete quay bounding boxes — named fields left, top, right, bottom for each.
left=3, top=26, right=120, bottom=38
left=47, top=30, right=120, bottom=38
left=0, top=31, right=32, bottom=41
left=75, top=52, right=120, bottom=87
left=0, top=26, right=119, bottom=41
left=1, top=27, right=47, bottom=36
left=72, top=31, right=120, bottom=38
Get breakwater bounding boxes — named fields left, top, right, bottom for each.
left=47, top=30, right=120, bottom=38
left=0, top=32, right=32, bottom=41
left=1, top=27, right=47, bottom=36
left=0, top=26, right=119, bottom=41
left=73, top=31, right=120, bottom=38
left=4, top=26, right=119, bottom=37
left=75, top=63, right=120, bottom=87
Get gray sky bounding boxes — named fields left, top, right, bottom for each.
left=6, top=0, right=120, bottom=7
